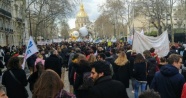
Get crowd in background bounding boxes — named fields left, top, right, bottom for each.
left=0, top=41, right=186, bottom=98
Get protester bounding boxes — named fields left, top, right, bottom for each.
left=151, top=54, right=185, bottom=98
left=2, top=57, right=28, bottom=98
left=97, top=53, right=114, bottom=76
left=72, top=54, right=92, bottom=98
left=158, top=57, right=167, bottom=69
left=28, top=62, right=44, bottom=92
left=33, top=69, right=75, bottom=98
left=143, top=50, right=157, bottom=88
left=113, top=50, right=130, bottom=89
left=89, top=61, right=128, bottom=98
left=133, top=53, right=147, bottom=98
left=88, top=54, right=97, bottom=64
left=139, top=90, right=160, bottom=98
left=45, top=50, right=62, bottom=77
left=150, top=47, right=160, bottom=64
left=34, top=54, right=45, bottom=72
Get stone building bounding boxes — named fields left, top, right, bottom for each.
left=75, top=3, right=91, bottom=29
left=0, top=0, right=25, bottom=46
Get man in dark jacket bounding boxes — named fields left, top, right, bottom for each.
left=150, top=54, right=185, bottom=98
left=89, top=61, right=128, bottom=98
left=45, top=50, right=62, bottom=77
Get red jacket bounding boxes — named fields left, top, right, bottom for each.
left=182, top=83, right=186, bottom=98
left=151, top=53, right=160, bottom=64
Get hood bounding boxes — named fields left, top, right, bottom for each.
left=160, top=64, right=179, bottom=76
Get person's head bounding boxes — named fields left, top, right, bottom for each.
left=149, top=48, right=155, bottom=53
left=40, top=50, right=45, bottom=55
left=7, top=57, right=21, bottom=69
left=110, top=48, right=116, bottom=55
left=51, top=50, right=58, bottom=55
left=37, top=54, right=43, bottom=59
left=97, top=53, right=106, bottom=61
left=139, top=90, right=160, bottom=98
left=115, top=51, right=128, bottom=66
left=0, top=84, right=8, bottom=98
left=160, top=57, right=166, bottom=63
left=77, top=54, right=87, bottom=63
left=134, top=53, right=145, bottom=64
left=33, top=69, right=64, bottom=98
left=167, top=54, right=182, bottom=69
left=90, top=61, right=111, bottom=82
left=35, top=62, right=44, bottom=77
left=88, top=54, right=97, bottom=63
left=143, top=50, right=152, bottom=58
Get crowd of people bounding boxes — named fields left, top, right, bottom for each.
left=0, top=41, right=185, bottom=98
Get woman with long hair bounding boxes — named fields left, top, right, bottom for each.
left=2, top=57, right=28, bottom=98
left=33, top=69, right=75, bottom=98
left=133, top=53, right=147, bottom=98
left=87, top=54, right=97, bottom=64
left=28, top=62, right=44, bottom=92
left=113, top=50, right=130, bottom=89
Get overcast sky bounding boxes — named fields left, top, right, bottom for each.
left=68, top=0, right=106, bottom=29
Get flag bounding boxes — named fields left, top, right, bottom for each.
left=22, top=36, right=38, bottom=69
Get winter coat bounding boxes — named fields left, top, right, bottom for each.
left=73, top=61, right=91, bottom=98
left=112, top=62, right=130, bottom=88
left=150, top=64, right=185, bottom=98
left=45, top=54, right=62, bottom=77
left=28, top=72, right=40, bottom=92
left=133, top=62, right=147, bottom=81
left=89, top=76, right=129, bottom=98
left=2, top=69, right=28, bottom=98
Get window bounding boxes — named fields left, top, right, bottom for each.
left=0, top=18, right=2, bottom=27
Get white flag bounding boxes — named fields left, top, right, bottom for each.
left=132, top=30, right=170, bottom=57
left=22, top=36, right=38, bottom=69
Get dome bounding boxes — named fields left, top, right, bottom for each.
left=76, top=4, right=88, bottom=17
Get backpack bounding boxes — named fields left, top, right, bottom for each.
left=147, top=57, right=158, bottom=77
left=78, top=72, right=94, bottom=90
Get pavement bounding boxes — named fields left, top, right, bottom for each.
left=26, top=68, right=135, bottom=98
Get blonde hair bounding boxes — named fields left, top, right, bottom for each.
left=37, top=54, right=43, bottom=59
left=115, top=51, right=128, bottom=66
left=88, top=54, right=97, bottom=63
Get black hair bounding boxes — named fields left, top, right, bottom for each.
left=91, top=61, right=111, bottom=76
left=98, top=53, right=106, bottom=60
left=139, top=90, right=160, bottom=98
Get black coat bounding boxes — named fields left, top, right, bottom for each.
left=45, top=54, right=62, bottom=77
left=112, top=62, right=130, bottom=88
left=2, top=69, right=28, bottom=98
left=73, top=61, right=91, bottom=98
left=89, top=76, right=128, bottom=98
left=28, top=72, right=39, bottom=92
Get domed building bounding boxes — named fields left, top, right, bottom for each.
left=68, top=3, right=95, bottom=41
left=75, top=3, right=91, bottom=29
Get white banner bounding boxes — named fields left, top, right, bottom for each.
left=22, top=36, right=38, bottom=69
left=132, top=30, right=170, bottom=57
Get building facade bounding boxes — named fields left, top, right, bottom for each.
left=0, top=0, right=25, bottom=46
left=75, top=4, right=91, bottom=29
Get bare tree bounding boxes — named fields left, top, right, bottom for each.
left=98, top=0, right=127, bottom=38
left=26, top=0, right=79, bottom=42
